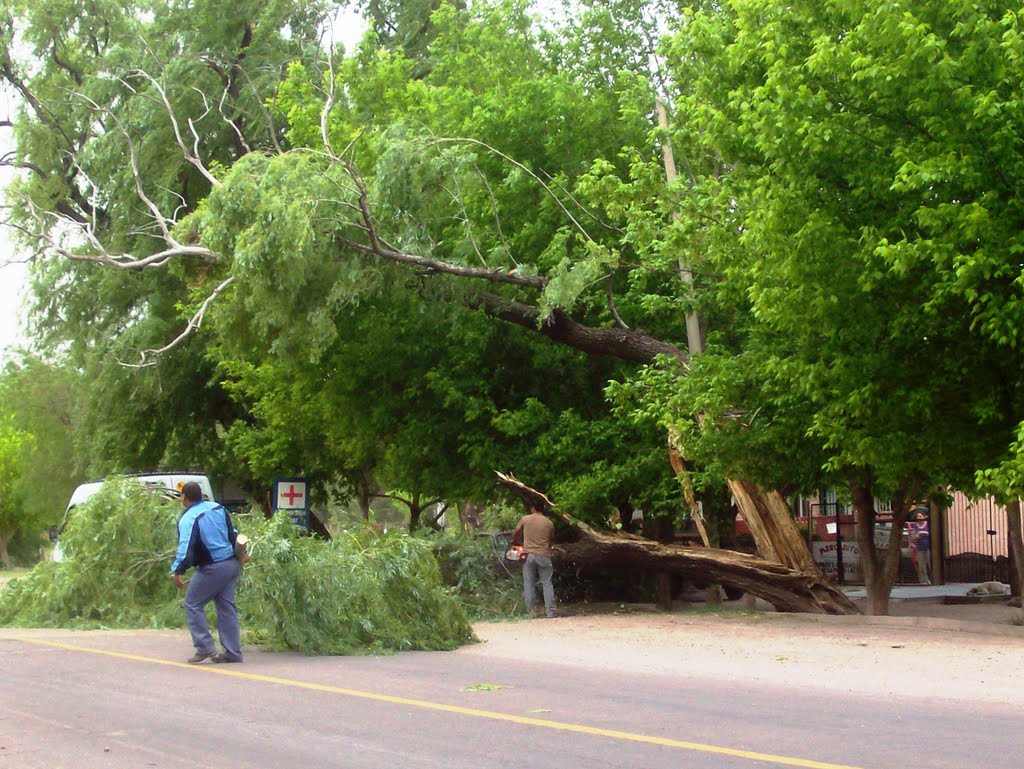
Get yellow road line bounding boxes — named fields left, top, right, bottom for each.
left=15, top=637, right=867, bottom=769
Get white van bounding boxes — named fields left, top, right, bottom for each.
left=52, top=473, right=214, bottom=562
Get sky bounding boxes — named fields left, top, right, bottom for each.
left=0, top=117, right=28, bottom=362
left=0, top=257, right=28, bottom=360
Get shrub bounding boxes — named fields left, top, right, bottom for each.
left=428, top=531, right=524, bottom=619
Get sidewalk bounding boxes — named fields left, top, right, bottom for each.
left=835, top=581, right=1023, bottom=633
left=841, top=582, right=976, bottom=601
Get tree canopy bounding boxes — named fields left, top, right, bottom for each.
left=2, top=0, right=687, bottom=529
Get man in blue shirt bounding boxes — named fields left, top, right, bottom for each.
left=171, top=481, right=243, bottom=663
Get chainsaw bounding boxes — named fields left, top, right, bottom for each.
left=504, top=544, right=527, bottom=562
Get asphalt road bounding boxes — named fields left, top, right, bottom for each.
left=0, top=629, right=1018, bottom=769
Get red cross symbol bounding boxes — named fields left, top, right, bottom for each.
left=281, top=484, right=305, bottom=506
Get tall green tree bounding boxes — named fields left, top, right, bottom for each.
left=196, top=0, right=687, bottom=525
left=0, top=356, right=82, bottom=526
left=635, top=0, right=1024, bottom=612
left=0, top=415, right=34, bottom=568
left=2, top=0, right=332, bottom=486
left=4, top=0, right=864, bottom=612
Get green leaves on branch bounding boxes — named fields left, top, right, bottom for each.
left=242, top=516, right=475, bottom=654
left=0, top=478, right=182, bottom=628
left=644, top=0, right=1024, bottom=500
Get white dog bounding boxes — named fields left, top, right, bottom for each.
left=967, top=581, right=1009, bottom=595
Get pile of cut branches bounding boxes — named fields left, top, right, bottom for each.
left=243, top=516, right=475, bottom=653
left=428, top=531, right=525, bottom=619
left=0, top=478, right=474, bottom=653
left=0, top=478, right=182, bottom=628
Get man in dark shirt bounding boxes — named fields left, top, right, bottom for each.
left=512, top=505, right=557, bottom=618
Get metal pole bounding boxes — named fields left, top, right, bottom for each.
left=835, top=501, right=845, bottom=585
left=989, top=501, right=998, bottom=582
left=807, top=497, right=814, bottom=548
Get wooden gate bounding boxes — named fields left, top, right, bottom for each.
left=943, top=492, right=1013, bottom=583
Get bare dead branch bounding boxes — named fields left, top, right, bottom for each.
left=13, top=191, right=214, bottom=269
left=119, top=275, right=237, bottom=368
left=216, top=85, right=251, bottom=154
left=320, top=39, right=338, bottom=160
left=336, top=234, right=548, bottom=290
left=121, top=70, right=222, bottom=189
left=430, top=137, right=596, bottom=241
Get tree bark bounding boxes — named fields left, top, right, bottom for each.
left=728, top=479, right=820, bottom=573
left=851, top=476, right=910, bottom=616
left=469, top=292, right=688, bottom=365
left=667, top=431, right=714, bottom=547
left=406, top=493, right=423, bottom=532
left=1007, top=500, right=1024, bottom=600
left=0, top=533, right=12, bottom=570
left=355, top=473, right=373, bottom=520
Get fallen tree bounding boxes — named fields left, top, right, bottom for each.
left=498, top=473, right=859, bottom=615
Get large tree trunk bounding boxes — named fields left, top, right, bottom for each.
left=497, top=473, right=859, bottom=615
left=1007, top=500, right=1024, bottom=600
left=0, top=533, right=12, bottom=571
left=670, top=432, right=821, bottom=577
left=851, top=476, right=911, bottom=616
left=355, top=473, right=373, bottom=520
left=558, top=515, right=856, bottom=614
left=728, top=479, right=820, bottom=573
left=406, top=493, right=423, bottom=532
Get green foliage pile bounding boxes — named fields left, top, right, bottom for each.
left=241, top=516, right=475, bottom=653
left=0, top=478, right=182, bottom=628
left=0, top=479, right=476, bottom=654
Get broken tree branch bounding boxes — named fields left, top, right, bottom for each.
left=119, top=275, right=237, bottom=368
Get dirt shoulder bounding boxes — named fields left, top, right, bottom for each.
left=465, top=600, right=1024, bottom=707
